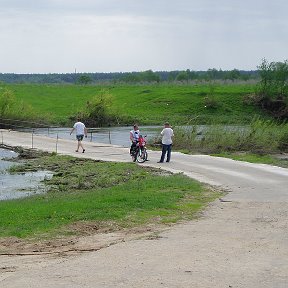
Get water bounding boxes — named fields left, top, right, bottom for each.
left=0, top=148, right=53, bottom=201
left=20, top=126, right=163, bottom=147
left=20, top=125, right=249, bottom=147
left=0, top=126, right=163, bottom=201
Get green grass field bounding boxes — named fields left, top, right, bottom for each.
left=1, top=82, right=269, bottom=126
left=0, top=155, right=221, bottom=238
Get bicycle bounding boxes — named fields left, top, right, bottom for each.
left=131, top=135, right=148, bottom=163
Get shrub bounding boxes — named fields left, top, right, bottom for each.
left=255, top=59, right=288, bottom=119
left=0, top=89, right=41, bottom=127
left=278, top=130, right=288, bottom=152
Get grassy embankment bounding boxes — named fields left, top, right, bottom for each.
left=2, top=82, right=269, bottom=126
left=0, top=154, right=221, bottom=239
left=3, top=82, right=287, bottom=164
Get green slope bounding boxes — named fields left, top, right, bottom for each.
left=2, top=83, right=269, bottom=125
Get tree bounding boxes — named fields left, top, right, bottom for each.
left=77, top=75, right=92, bottom=85
left=273, top=61, right=288, bottom=97
left=167, top=71, right=178, bottom=82
left=140, top=70, right=160, bottom=82
left=224, top=69, right=241, bottom=81
left=121, top=73, right=141, bottom=83
left=207, top=68, right=219, bottom=80
left=255, top=58, right=288, bottom=119
left=186, top=69, right=198, bottom=81
left=257, top=59, right=288, bottom=100
left=176, top=71, right=189, bottom=82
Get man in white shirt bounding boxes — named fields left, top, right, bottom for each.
left=70, top=118, right=88, bottom=153
left=158, top=122, right=174, bottom=163
left=129, top=124, right=140, bottom=156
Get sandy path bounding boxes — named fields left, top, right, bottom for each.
left=0, top=129, right=288, bottom=287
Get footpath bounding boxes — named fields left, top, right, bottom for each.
left=1, top=129, right=288, bottom=288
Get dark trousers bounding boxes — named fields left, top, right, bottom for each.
left=160, top=144, right=172, bottom=162
left=130, top=142, right=137, bottom=155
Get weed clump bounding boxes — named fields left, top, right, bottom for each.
left=173, top=118, right=288, bottom=154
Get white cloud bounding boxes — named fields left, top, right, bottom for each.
left=0, top=0, right=287, bottom=73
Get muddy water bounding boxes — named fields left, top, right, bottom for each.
left=0, top=148, right=53, bottom=201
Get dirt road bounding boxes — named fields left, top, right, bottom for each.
left=1, top=129, right=288, bottom=287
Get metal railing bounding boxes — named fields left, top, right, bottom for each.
left=0, top=118, right=161, bottom=152
left=0, top=118, right=116, bottom=152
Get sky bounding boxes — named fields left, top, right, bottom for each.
left=0, top=0, right=287, bottom=73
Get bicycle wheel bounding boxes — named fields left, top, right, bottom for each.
left=136, top=148, right=147, bottom=163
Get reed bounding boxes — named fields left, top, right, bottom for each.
left=173, top=118, right=288, bottom=154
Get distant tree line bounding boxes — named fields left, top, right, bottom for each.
left=0, top=69, right=259, bottom=84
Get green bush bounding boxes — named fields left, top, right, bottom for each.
left=0, top=88, right=42, bottom=126
left=278, top=130, right=288, bottom=152
left=78, top=90, right=119, bottom=127
left=255, top=59, right=288, bottom=119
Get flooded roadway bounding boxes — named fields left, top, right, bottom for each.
left=0, top=148, right=52, bottom=201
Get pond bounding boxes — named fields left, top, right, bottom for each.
left=19, top=126, right=163, bottom=147
left=0, top=148, right=53, bottom=201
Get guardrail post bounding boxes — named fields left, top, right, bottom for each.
left=109, top=130, right=111, bottom=144
left=1, top=131, right=3, bottom=145
left=90, top=131, right=92, bottom=142
left=56, top=133, right=58, bottom=153
left=32, top=129, right=34, bottom=148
